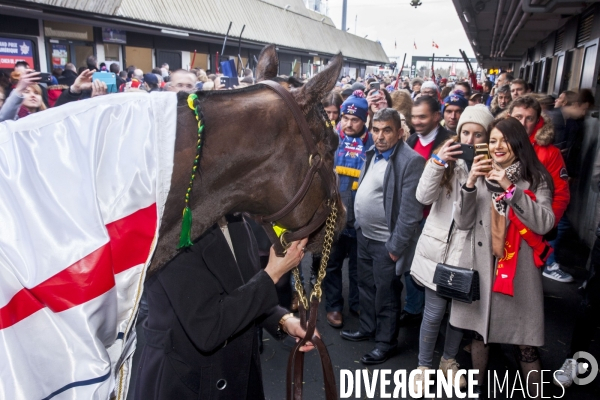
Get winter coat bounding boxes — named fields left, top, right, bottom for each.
left=449, top=178, right=555, bottom=346
left=499, top=110, right=570, bottom=223
left=0, top=89, right=23, bottom=122
left=335, top=129, right=374, bottom=233
left=410, top=158, right=470, bottom=290
left=406, top=125, right=453, bottom=157
left=530, top=113, right=570, bottom=222
left=134, top=216, right=287, bottom=400
left=356, top=140, right=425, bottom=274
left=58, top=69, right=78, bottom=87
left=489, top=95, right=508, bottom=117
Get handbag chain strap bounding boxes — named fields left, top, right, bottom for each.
left=442, top=219, right=476, bottom=271
left=470, top=226, right=475, bottom=271
left=441, top=220, right=455, bottom=264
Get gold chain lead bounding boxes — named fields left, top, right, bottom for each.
left=291, top=200, right=338, bottom=309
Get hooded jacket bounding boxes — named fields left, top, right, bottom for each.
left=500, top=110, right=570, bottom=224
left=528, top=113, right=570, bottom=223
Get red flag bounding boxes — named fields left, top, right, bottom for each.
left=413, top=40, right=417, bottom=50
left=432, top=40, right=439, bottom=49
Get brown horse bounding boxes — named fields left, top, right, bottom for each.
left=150, top=45, right=345, bottom=272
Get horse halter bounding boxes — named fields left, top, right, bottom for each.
left=253, top=80, right=339, bottom=257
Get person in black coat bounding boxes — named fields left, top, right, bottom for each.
left=134, top=215, right=311, bottom=400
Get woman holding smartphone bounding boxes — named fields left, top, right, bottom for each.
left=409, top=105, right=494, bottom=396
left=450, top=117, right=555, bottom=397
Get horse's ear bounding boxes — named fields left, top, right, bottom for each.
left=297, top=53, right=343, bottom=110
left=256, top=44, right=279, bottom=82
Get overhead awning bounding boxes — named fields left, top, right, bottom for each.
left=451, top=0, right=590, bottom=67
left=22, top=0, right=389, bottom=63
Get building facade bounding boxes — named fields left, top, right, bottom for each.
left=0, top=0, right=388, bottom=78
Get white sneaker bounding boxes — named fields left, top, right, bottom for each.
left=439, top=357, right=467, bottom=389
left=412, top=366, right=430, bottom=398
left=543, top=262, right=574, bottom=283
left=554, top=358, right=577, bottom=388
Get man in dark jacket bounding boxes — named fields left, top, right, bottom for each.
left=400, top=95, right=452, bottom=326
left=134, top=215, right=312, bottom=400
left=340, top=108, right=424, bottom=365
left=58, top=63, right=78, bottom=87
left=407, top=95, right=453, bottom=158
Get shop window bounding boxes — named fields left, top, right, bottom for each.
left=103, top=44, right=120, bottom=62
left=540, top=58, right=552, bottom=93
left=191, top=53, right=208, bottom=70
left=156, top=50, right=181, bottom=71
left=280, top=62, right=292, bottom=76
left=553, top=54, right=564, bottom=95
left=74, top=45, right=93, bottom=69
left=580, top=43, right=598, bottom=89
left=125, top=46, right=152, bottom=73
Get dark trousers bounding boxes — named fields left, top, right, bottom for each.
left=357, top=228, right=403, bottom=351
left=570, top=234, right=600, bottom=355
left=324, top=234, right=359, bottom=313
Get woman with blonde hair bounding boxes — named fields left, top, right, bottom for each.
left=390, top=89, right=413, bottom=130
left=18, top=84, right=46, bottom=119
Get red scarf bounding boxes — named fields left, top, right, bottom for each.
left=492, top=190, right=553, bottom=296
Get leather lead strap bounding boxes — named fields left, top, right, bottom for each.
left=286, top=298, right=337, bottom=400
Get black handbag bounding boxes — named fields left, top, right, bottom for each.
left=433, top=225, right=480, bottom=303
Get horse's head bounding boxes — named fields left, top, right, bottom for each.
left=152, top=45, right=346, bottom=272
left=252, top=44, right=346, bottom=255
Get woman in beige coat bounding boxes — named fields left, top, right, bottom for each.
left=451, top=117, right=555, bottom=397
left=409, top=105, right=494, bottom=396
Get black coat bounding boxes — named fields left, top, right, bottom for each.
left=405, top=125, right=453, bottom=157
left=58, top=69, right=78, bottom=87
left=134, top=215, right=287, bottom=400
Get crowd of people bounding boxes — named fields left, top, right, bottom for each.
left=0, top=55, right=257, bottom=122
left=1, top=56, right=599, bottom=399
left=318, top=70, right=599, bottom=397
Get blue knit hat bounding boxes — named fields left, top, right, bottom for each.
left=340, top=90, right=368, bottom=122
left=442, top=91, right=468, bottom=113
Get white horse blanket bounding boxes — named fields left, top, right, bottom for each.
left=0, top=92, right=177, bottom=399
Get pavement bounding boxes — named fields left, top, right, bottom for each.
left=260, top=227, right=600, bottom=399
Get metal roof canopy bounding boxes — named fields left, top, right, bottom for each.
left=412, top=56, right=478, bottom=63
left=19, top=0, right=388, bottom=64
left=451, top=0, right=592, bottom=68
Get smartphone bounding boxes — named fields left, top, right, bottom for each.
left=453, top=142, right=474, bottom=162
left=92, top=72, right=117, bottom=93
left=220, top=76, right=238, bottom=89
left=370, top=81, right=380, bottom=95
left=38, top=72, right=52, bottom=84
left=475, top=143, right=492, bottom=171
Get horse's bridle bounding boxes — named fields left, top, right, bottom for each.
left=253, top=80, right=339, bottom=257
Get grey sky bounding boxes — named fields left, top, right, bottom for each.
left=325, top=0, right=475, bottom=63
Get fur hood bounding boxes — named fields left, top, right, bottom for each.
left=496, top=109, right=554, bottom=146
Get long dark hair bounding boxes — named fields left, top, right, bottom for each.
left=489, top=117, right=554, bottom=193
left=321, top=91, right=343, bottom=123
